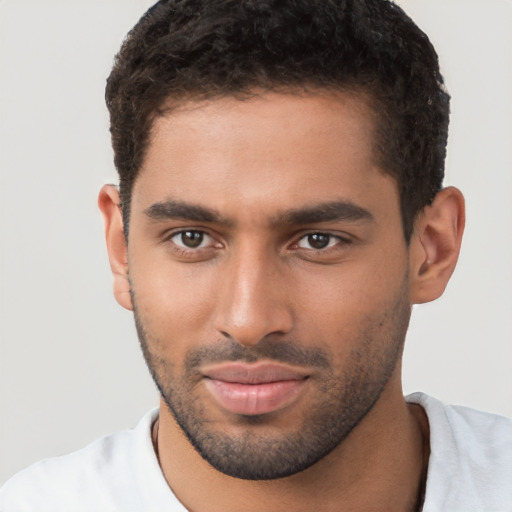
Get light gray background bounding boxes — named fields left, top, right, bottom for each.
left=1, top=0, right=511, bottom=485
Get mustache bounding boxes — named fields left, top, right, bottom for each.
left=185, top=339, right=331, bottom=371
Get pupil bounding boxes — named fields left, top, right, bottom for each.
left=308, top=233, right=330, bottom=249
left=182, top=231, right=203, bottom=248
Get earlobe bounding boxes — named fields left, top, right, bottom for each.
left=98, top=185, right=134, bottom=311
left=409, top=187, right=465, bottom=304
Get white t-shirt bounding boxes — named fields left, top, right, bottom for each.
left=1, top=393, right=511, bottom=511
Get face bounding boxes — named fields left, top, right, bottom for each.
left=127, top=92, right=412, bottom=480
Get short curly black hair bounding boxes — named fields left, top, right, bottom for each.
left=106, top=0, right=450, bottom=241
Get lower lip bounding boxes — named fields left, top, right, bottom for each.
left=204, top=378, right=307, bottom=416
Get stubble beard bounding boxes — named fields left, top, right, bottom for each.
left=132, top=287, right=411, bottom=481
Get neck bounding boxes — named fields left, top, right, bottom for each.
left=153, top=376, right=429, bottom=512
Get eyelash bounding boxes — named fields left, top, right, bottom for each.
left=294, top=232, right=350, bottom=252
left=164, top=229, right=352, bottom=258
left=166, top=230, right=220, bottom=255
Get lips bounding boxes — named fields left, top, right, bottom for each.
left=202, top=363, right=308, bottom=416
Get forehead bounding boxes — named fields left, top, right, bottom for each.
left=131, top=92, right=397, bottom=222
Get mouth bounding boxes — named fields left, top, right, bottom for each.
left=202, top=363, right=309, bottom=416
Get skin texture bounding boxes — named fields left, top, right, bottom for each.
left=99, top=92, right=465, bottom=511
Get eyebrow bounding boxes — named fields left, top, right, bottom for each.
left=274, top=200, right=374, bottom=226
left=144, top=198, right=374, bottom=227
left=144, top=200, right=227, bottom=224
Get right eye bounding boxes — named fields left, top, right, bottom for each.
left=169, top=230, right=213, bottom=249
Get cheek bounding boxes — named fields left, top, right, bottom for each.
left=130, top=259, right=219, bottom=350
left=293, top=256, right=408, bottom=346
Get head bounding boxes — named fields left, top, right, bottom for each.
left=100, top=0, right=464, bottom=481
left=105, top=0, right=450, bottom=242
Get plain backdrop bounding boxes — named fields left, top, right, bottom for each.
left=1, top=0, right=511, bottom=485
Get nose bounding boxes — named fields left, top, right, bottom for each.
left=213, top=245, right=294, bottom=346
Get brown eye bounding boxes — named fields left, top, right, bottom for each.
left=297, top=233, right=337, bottom=250
left=308, top=234, right=330, bottom=249
left=172, top=230, right=209, bottom=249
left=182, top=231, right=203, bottom=247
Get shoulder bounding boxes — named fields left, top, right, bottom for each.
left=0, top=409, right=168, bottom=512
left=407, top=392, right=512, bottom=453
left=407, top=392, right=512, bottom=511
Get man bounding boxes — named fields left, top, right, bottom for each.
left=1, top=0, right=511, bottom=510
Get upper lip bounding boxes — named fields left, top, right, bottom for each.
left=202, top=363, right=309, bottom=384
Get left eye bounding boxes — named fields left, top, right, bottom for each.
left=296, top=233, right=340, bottom=250
left=170, top=230, right=212, bottom=249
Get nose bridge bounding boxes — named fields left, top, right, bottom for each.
left=214, top=239, right=293, bottom=345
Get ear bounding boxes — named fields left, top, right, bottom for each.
left=409, top=187, right=465, bottom=304
left=98, top=184, right=133, bottom=311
